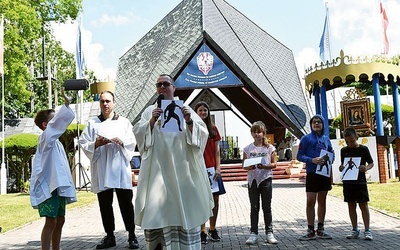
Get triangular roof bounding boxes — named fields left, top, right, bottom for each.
left=115, top=0, right=311, bottom=138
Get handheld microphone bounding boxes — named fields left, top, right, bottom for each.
left=157, top=95, right=164, bottom=108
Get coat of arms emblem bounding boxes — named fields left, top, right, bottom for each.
left=197, top=52, right=213, bottom=75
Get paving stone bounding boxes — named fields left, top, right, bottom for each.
left=0, top=179, right=399, bottom=249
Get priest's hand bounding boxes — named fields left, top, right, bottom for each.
left=95, top=136, right=111, bottom=148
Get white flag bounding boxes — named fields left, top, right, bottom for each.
left=75, top=15, right=85, bottom=79
left=319, top=13, right=330, bottom=62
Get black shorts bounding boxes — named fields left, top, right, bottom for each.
left=305, top=172, right=332, bottom=192
left=343, top=183, right=369, bottom=203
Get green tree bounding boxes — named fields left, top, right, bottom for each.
left=59, top=122, right=85, bottom=168
left=2, top=133, right=38, bottom=192
left=0, top=0, right=83, bottom=118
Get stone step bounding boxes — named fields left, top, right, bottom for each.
left=220, top=160, right=306, bottom=182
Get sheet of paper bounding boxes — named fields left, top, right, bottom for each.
left=315, top=149, right=333, bottom=177
left=206, top=168, right=219, bottom=193
left=160, top=100, right=184, bottom=133
left=96, top=120, right=126, bottom=140
left=341, top=157, right=361, bottom=181
left=243, top=157, right=266, bottom=168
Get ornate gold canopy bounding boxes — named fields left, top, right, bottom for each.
left=304, top=50, right=400, bottom=93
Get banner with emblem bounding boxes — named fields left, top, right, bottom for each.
left=174, top=43, right=242, bottom=89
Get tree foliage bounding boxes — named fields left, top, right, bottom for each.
left=2, top=133, right=38, bottom=192
left=59, top=122, right=85, bottom=168
left=0, top=0, right=84, bottom=119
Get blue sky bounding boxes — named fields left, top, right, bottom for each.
left=53, top=0, right=400, bottom=81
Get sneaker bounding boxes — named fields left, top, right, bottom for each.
left=201, top=231, right=208, bottom=244
left=265, top=232, right=278, bottom=244
left=346, top=229, right=360, bottom=239
left=245, top=233, right=258, bottom=245
left=96, top=235, right=116, bottom=249
left=364, top=230, right=373, bottom=241
left=298, top=229, right=316, bottom=241
left=208, top=229, right=221, bottom=242
left=316, top=229, right=332, bottom=239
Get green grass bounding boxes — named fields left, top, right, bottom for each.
left=330, top=180, right=400, bottom=218
left=0, top=190, right=97, bottom=233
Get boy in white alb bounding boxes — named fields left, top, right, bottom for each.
left=30, top=88, right=76, bottom=250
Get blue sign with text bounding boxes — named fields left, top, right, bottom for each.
left=175, top=44, right=242, bottom=89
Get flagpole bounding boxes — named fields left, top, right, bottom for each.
left=1, top=74, right=5, bottom=194
left=0, top=15, right=6, bottom=195
left=321, top=1, right=340, bottom=139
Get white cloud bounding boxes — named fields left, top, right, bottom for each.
left=91, top=14, right=130, bottom=26
left=52, top=20, right=114, bottom=80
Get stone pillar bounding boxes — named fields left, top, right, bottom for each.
left=376, top=143, right=388, bottom=183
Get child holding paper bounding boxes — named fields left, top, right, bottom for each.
left=297, top=114, right=335, bottom=240
left=339, top=127, right=374, bottom=240
left=242, top=121, right=277, bottom=245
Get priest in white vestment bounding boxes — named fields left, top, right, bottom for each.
left=133, top=74, right=214, bottom=250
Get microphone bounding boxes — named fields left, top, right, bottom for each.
left=157, top=95, right=164, bottom=108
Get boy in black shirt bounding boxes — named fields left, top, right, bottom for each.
left=339, top=127, right=374, bottom=240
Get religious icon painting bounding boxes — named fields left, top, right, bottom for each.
left=340, top=98, right=372, bottom=135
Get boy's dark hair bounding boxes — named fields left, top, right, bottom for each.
left=343, top=127, right=358, bottom=138
left=34, top=109, right=55, bottom=130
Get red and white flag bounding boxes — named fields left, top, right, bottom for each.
left=0, top=15, right=4, bottom=76
left=380, top=1, right=389, bottom=54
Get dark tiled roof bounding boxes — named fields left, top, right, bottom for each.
left=115, top=0, right=203, bottom=125
left=115, top=0, right=311, bottom=137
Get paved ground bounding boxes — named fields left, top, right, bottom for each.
left=1, top=179, right=400, bottom=249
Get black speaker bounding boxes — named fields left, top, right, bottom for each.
left=64, top=79, right=89, bottom=90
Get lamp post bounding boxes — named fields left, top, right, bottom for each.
left=387, top=123, right=395, bottom=179
left=0, top=72, right=5, bottom=194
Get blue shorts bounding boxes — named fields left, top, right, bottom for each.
left=38, top=190, right=66, bottom=218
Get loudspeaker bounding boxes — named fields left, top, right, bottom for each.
left=64, top=79, right=89, bottom=90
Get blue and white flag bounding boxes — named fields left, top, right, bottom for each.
left=75, top=15, right=85, bottom=79
left=319, top=14, right=330, bottom=62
